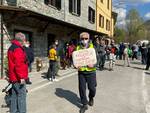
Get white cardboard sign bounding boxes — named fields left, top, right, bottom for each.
left=72, top=48, right=97, bottom=67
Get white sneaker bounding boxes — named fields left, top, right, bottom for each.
left=53, top=78, right=59, bottom=82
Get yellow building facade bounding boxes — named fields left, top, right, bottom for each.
left=96, top=0, right=115, bottom=37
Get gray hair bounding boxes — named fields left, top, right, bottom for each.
left=80, top=32, right=90, bottom=39
left=15, top=32, right=26, bottom=42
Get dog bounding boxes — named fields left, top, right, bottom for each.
left=36, top=58, right=43, bottom=72
left=60, top=57, right=68, bottom=70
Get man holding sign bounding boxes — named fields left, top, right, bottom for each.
left=73, top=32, right=97, bottom=113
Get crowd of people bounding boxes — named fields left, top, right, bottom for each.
left=49, top=36, right=150, bottom=75
left=94, top=38, right=150, bottom=71
left=3, top=31, right=150, bottom=113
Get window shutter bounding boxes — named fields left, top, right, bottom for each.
left=88, top=7, right=90, bottom=21
left=93, top=10, right=95, bottom=23
left=56, top=0, right=61, bottom=10
left=69, top=0, right=73, bottom=13
left=77, top=0, right=81, bottom=16
left=44, top=0, right=49, bottom=5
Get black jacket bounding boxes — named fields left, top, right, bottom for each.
left=24, top=46, right=34, bottom=64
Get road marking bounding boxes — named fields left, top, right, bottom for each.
left=142, top=71, right=150, bottom=113
left=29, top=70, right=77, bottom=86
left=28, top=72, right=78, bottom=94
left=28, top=81, right=53, bottom=93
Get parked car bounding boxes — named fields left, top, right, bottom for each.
left=136, top=40, right=149, bottom=46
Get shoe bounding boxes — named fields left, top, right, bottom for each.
left=109, top=68, right=112, bottom=71
left=25, top=78, right=32, bottom=85
left=53, top=78, right=59, bottom=82
left=99, top=67, right=103, bottom=71
left=88, top=98, right=94, bottom=106
left=47, top=78, right=50, bottom=81
left=80, top=105, right=88, bottom=113
left=26, top=80, right=32, bottom=84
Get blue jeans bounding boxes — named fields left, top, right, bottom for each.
left=99, top=54, right=106, bottom=69
left=10, top=83, right=26, bottom=113
left=28, top=63, right=32, bottom=72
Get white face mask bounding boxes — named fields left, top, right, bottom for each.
left=81, top=40, right=89, bottom=46
left=55, top=41, right=58, bottom=45
left=25, top=44, right=29, bottom=47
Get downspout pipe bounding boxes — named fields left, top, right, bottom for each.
left=1, top=0, right=4, bottom=79
left=110, top=0, right=113, bottom=37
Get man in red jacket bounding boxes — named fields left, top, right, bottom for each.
left=7, top=32, right=28, bottom=113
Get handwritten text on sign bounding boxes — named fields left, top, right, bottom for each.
left=72, top=48, right=97, bottom=67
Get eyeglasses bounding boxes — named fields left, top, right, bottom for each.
left=81, top=38, right=88, bottom=40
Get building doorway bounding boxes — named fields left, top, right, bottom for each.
left=47, top=33, right=56, bottom=54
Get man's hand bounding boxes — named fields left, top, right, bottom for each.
left=20, top=79, right=26, bottom=84
left=75, top=66, right=81, bottom=70
left=87, top=64, right=94, bottom=68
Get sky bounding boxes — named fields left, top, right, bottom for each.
left=113, top=0, right=150, bottom=27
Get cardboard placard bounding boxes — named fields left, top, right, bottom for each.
left=72, top=48, right=97, bottom=67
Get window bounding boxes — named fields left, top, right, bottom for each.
left=106, top=19, right=110, bottom=31
left=107, top=0, right=110, bottom=9
left=99, top=14, right=104, bottom=28
left=100, top=0, right=103, bottom=3
left=44, top=0, right=61, bottom=10
left=69, top=0, right=81, bottom=16
left=88, top=7, right=95, bottom=24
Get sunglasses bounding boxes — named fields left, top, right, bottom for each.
left=81, top=38, right=89, bottom=40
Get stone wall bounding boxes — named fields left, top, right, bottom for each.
left=3, top=0, right=96, bottom=31
left=65, top=0, right=96, bottom=30
left=0, top=13, right=11, bottom=77
left=18, top=0, right=65, bottom=21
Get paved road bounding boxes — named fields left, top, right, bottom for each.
left=1, top=60, right=150, bottom=113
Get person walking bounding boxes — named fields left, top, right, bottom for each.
left=132, top=44, right=138, bottom=60
left=60, top=43, right=68, bottom=70
left=47, top=44, right=58, bottom=81
left=123, top=44, right=131, bottom=67
left=55, top=40, right=60, bottom=76
left=141, top=43, right=147, bottom=65
left=109, top=41, right=117, bottom=71
left=119, top=43, right=125, bottom=60
left=24, top=41, right=34, bottom=84
left=66, top=42, right=76, bottom=68
left=145, top=43, right=150, bottom=70
left=98, top=39, right=106, bottom=71
left=24, top=41, right=34, bottom=72
left=7, top=32, right=28, bottom=113
left=94, top=37, right=100, bottom=68
left=75, top=32, right=97, bottom=113
left=105, top=44, right=111, bottom=61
